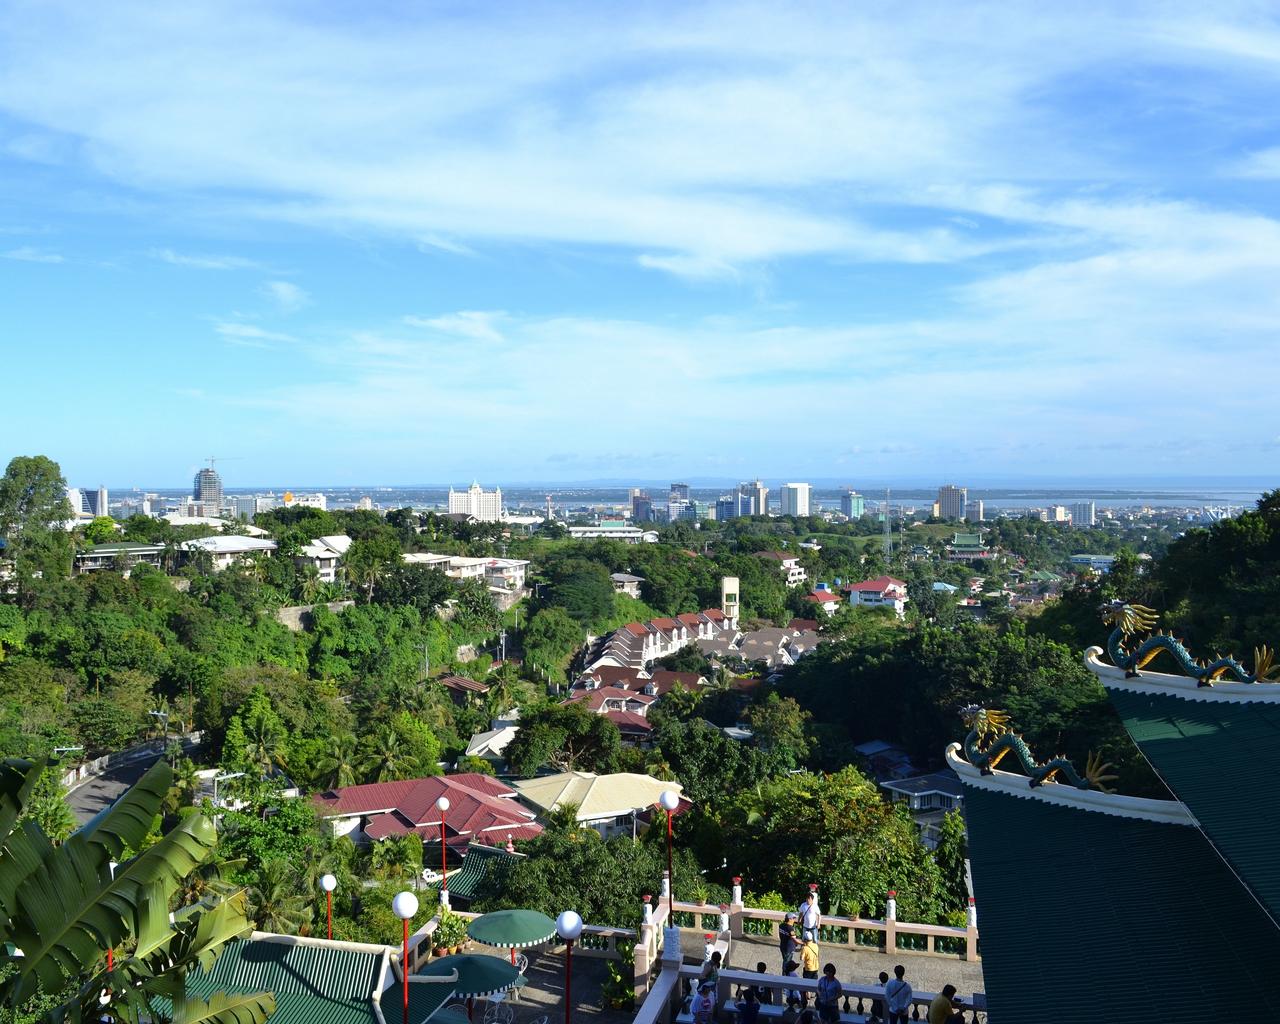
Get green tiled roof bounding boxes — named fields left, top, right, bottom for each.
left=448, top=844, right=521, bottom=902
left=964, top=784, right=1280, bottom=1023
left=179, top=937, right=452, bottom=1024
left=1107, top=686, right=1280, bottom=926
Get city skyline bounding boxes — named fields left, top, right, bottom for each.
left=4, top=3, right=1280, bottom=482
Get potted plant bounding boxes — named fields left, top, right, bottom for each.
left=435, top=910, right=467, bottom=954
left=690, top=878, right=709, bottom=906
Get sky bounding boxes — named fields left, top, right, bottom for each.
left=2, top=1, right=1279, bottom=487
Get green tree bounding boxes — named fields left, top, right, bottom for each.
left=247, top=858, right=311, bottom=934
left=543, top=558, right=616, bottom=627
left=390, top=712, right=442, bottom=775
left=18, top=768, right=76, bottom=843
left=318, top=733, right=359, bottom=789
left=83, top=516, right=118, bottom=546
left=361, top=725, right=420, bottom=782
left=742, top=693, right=811, bottom=771
left=0, top=455, right=74, bottom=604
left=504, top=702, right=621, bottom=775
left=345, top=533, right=403, bottom=599
left=934, top=809, right=969, bottom=912
left=522, top=607, right=584, bottom=675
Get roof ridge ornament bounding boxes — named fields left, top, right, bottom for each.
left=1100, top=601, right=1279, bottom=686
left=959, top=705, right=1115, bottom=791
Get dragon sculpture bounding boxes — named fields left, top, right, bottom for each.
left=960, top=705, right=1116, bottom=791
left=1101, top=601, right=1279, bottom=686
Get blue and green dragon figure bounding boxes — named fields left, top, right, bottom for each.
left=1101, top=601, right=1279, bottom=686
left=960, top=705, right=1116, bottom=791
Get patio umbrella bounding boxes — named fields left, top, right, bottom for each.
left=417, top=953, right=521, bottom=999
left=466, top=909, right=558, bottom=959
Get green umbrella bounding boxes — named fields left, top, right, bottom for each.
left=417, top=954, right=521, bottom=999
left=466, top=909, right=557, bottom=951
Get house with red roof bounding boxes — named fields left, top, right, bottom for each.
left=843, top=575, right=909, bottom=618
left=437, top=674, right=491, bottom=706
left=754, top=550, right=808, bottom=587
left=583, top=607, right=736, bottom=671
left=312, top=773, right=541, bottom=850
left=804, top=590, right=843, bottom=617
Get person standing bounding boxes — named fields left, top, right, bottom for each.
left=735, top=986, right=762, bottom=1024
left=814, top=963, right=843, bottom=1024
left=799, top=937, right=820, bottom=1005
left=779, top=912, right=798, bottom=972
left=871, top=970, right=890, bottom=1022
left=691, top=980, right=716, bottom=1024
left=885, top=964, right=912, bottom=1024
left=799, top=890, right=821, bottom=942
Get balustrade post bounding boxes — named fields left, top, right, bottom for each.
left=885, top=890, right=897, bottom=954
left=661, top=871, right=671, bottom=904
left=642, top=894, right=653, bottom=926
left=964, top=896, right=979, bottom=961
left=718, top=904, right=730, bottom=935
left=632, top=940, right=651, bottom=1001
left=729, top=876, right=744, bottom=939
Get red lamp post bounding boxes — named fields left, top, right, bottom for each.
left=556, top=910, right=583, bottom=1024
left=435, top=795, right=450, bottom=903
left=393, top=891, right=419, bottom=1024
left=321, top=873, right=337, bottom=940
left=659, top=790, right=680, bottom=916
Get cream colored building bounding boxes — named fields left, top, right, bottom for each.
left=513, top=772, right=683, bottom=838
left=448, top=482, right=503, bottom=522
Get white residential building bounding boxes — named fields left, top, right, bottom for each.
left=1070, top=502, right=1097, bottom=528
left=754, top=550, right=808, bottom=587
left=403, top=552, right=529, bottom=592
left=779, top=482, right=811, bottom=517
left=568, top=524, right=645, bottom=543
left=844, top=575, right=909, bottom=619
left=448, top=482, right=503, bottom=522
left=740, top=480, right=769, bottom=516
left=295, top=534, right=353, bottom=583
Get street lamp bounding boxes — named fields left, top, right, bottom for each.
left=392, top=891, right=419, bottom=1024
left=320, top=873, right=338, bottom=940
left=658, top=790, right=680, bottom=917
left=435, top=796, right=450, bottom=906
left=555, top=910, right=583, bottom=1024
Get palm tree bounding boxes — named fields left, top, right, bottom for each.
left=361, top=726, right=419, bottom=783
left=163, top=757, right=201, bottom=816
left=318, top=733, right=359, bottom=790
left=298, top=564, right=322, bottom=604
left=248, top=859, right=311, bottom=935
left=242, top=708, right=287, bottom=775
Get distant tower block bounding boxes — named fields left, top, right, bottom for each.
left=720, top=576, right=740, bottom=626
left=545, top=495, right=555, bottom=521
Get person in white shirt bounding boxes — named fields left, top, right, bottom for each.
left=884, top=964, right=913, bottom=1024
left=798, top=891, right=821, bottom=942
left=690, top=980, right=716, bottom=1023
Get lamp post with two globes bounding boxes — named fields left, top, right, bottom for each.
left=555, top=910, right=583, bottom=1024
left=392, top=891, right=419, bottom=1024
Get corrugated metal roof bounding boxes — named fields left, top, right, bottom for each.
left=448, top=844, right=522, bottom=901
left=964, top=781, right=1280, bottom=1023
left=1108, top=686, right=1280, bottom=925
left=180, top=938, right=454, bottom=1024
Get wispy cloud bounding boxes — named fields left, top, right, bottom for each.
left=3, top=246, right=64, bottom=263
left=262, top=280, right=308, bottom=311
left=402, top=311, right=506, bottom=342
left=150, top=248, right=262, bottom=270
left=213, top=322, right=296, bottom=347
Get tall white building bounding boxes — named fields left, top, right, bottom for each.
left=449, top=482, right=503, bottom=522
left=1047, top=505, right=1070, bottom=523
left=780, top=482, right=811, bottom=517
left=964, top=499, right=984, bottom=523
left=937, top=485, right=967, bottom=521
left=1070, top=501, right=1096, bottom=528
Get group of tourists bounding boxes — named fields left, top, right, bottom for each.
left=690, top=889, right=967, bottom=1024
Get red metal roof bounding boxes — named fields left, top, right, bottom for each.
left=806, top=591, right=841, bottom=603
left=648, top=670, right=706, bottom=695
left=313, top=774, right=534, bottom=842
left=584, top=666, right=648, bottom=689
left=788, top=618, right=820, bottom=633
left=623, top=622, right=648, bottom=637
left=567, top=686, right=657, bottom=710
left=845, top=575, right=907, bottom=593
left=606, top=709, right=654, bottom=732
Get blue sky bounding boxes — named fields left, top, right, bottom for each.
left=2, top=1, right=1279, bottom=487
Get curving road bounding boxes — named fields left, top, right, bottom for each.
left=68, top=753, right=163, bottom=823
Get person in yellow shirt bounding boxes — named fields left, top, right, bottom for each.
left=798, top=937, right=820, bottom=1005
left=928, top=984, right=962, bottom=1024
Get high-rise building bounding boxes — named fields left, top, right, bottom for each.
left=937, top=484, right=967, bottom=521
left=779, top=482, right=811, bottom=517
left=667, top=499, right=697, bottom=522
left=739, top=480, right=768, bottom=517
left=1070, top=501, right=1096, bottom=528
left=193, top=467, right=223, bottom=517
left=669, top=482, right=690, bottom=502
left=840, top=490, right=866, bottom=519
left=630, top=492, right=652, bottom=523
left=720, top=576, right=740, bottom=624
left=230, top=496, right=257, bottom=519
left=356, top=496, right=374, bottom=511
left=67, top=486, right=109, bottom=518
left=1047, top=505, right=1070, bottom=523
left=448, top=482, right=503, bottom=522
left=715, top=496, right=736, bottom=521
left=964, top=499, right=985, bottom=523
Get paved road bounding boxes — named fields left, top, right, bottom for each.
left=68, top=754, right=162, bottom=823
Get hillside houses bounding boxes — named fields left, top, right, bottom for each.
left=583, top=608, right=737, bottom=671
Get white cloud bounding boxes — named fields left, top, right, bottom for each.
left=402, top=311, right=506, bottom=342
left=263, top=279, right=308, bottom=311
left=3, top=246, right=63, bottom=263
left=1229, top=147, right=1280, bottom=179
left=213, top=322, right=296, bottom=347
left=150, top=248, right=261, bottom=270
